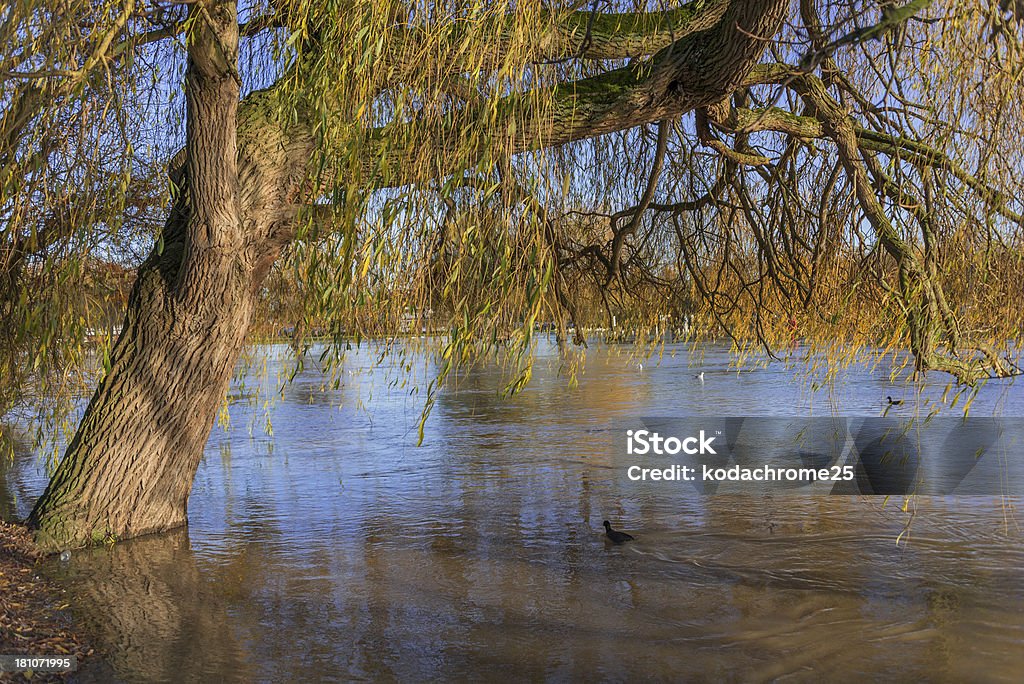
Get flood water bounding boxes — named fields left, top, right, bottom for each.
left=3, top=341, right=1024, bottom=682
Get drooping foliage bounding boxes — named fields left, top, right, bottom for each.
left=4, top=0, right=1024, bottom=450
left=257, top=0, right=1024, bottom=393
left=0, top=1, right=175, bottom=453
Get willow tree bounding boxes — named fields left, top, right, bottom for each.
left=4, top=0, right=1022, bottom=549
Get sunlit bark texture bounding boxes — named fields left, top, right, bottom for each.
left=29, top=1, right=256, bottom=547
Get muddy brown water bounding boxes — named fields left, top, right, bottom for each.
left=2, top=341, right=1023, bottom=682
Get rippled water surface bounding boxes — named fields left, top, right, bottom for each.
left=3, top=341, right=1024, bottom=682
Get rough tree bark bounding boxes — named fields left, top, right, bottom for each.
left=28, top=0, right=788, bottom=550
left=28, top=1, right=261, bottom=548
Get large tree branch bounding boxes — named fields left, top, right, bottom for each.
left=163, top=1, right=756, bottom=183
left=358, top=0, right=789, bottom=187
left=233, top=0, right=789, bottom=260
left=385, top=0, right=731, bottom=70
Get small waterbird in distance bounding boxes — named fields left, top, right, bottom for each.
left=603, top=520, right=635, bottom=544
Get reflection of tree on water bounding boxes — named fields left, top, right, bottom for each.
left=52, top=529, right=254, bottom=683
left=438, top=350, right=650, bottom=420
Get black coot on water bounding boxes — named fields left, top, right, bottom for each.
left=603, top=520, right=634, bottom=544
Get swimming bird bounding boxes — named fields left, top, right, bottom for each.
left=603, top=520, right=635, bottom=544
left=887, top=396, right=904, bottom=406
left=696, top=371, right=705, bottom=382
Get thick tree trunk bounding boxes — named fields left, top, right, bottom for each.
left=28, top=0, right=253, bottom=551
left=27, top=229, right=257, bottom=549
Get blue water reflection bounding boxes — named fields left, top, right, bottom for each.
left=2, top=341, right=1023, bottom=682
